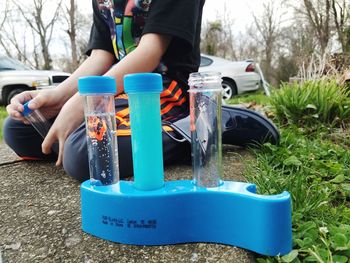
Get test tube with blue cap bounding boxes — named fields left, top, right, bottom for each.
left=124, top=73, right=164, bottom=191
left=78, top=76, right=119, bottom=186
left=21, top=101, right=59, bottom=154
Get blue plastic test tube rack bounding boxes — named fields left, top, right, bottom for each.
left=80, top=73, right=292, bottom=256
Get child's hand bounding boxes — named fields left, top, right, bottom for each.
left=41, top=93, right=84, bottom=166
left=6, top=88, right=66, bottom=122
left=6, top=90, right=39, bottom=121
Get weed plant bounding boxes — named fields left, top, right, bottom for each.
left=270, top=80, right=350, bottom=128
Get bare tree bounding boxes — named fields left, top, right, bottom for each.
left=62, top=0, right=78, bottom=70
left=31, top=28, right=41, bottom=69
left=216, top=3, right=236, bottom=60
left=60, top=0, right=90, bottom=72
left=0, top=0, right=10, bottom=55
left=273, top=17, right=316, bottom=83
left=201, top=21, right=222, bottom=55
left=12, top=0, right=62, bottom=69
left=0, top=7, right=32, bottom=64
left=250, top=1, right=282, bottom=83
left=332, top=0, right=350, bottom=53
left=234, top=32, right=260, bottom=61
left=283, top=15, right=316, bottom=65
left=0, top=0, right=9, bottom=31
left=1, top=1, right=38, bottom=66
left=302, top=0, right=332, bottom=55
left=5, top=23, right=28, bottom=61
left=201, top=4, right=236, bottom=59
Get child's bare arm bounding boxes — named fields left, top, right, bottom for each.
left=42, top=33, right=171, bottom=165
left=105, top=33, right=172, bottom=94
left=55, top=49, right=116, bottom=100
left=7, top=49, right=115, bottom=121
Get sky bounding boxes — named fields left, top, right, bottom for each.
left=202, top=0, right=265, bottom=33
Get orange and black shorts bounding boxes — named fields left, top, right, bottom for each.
left=115, top=77, right=189, bottom=137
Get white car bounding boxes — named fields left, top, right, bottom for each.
left=199, top=54, right=262, bottom=100
left=0, top=56, right=71, bottom=105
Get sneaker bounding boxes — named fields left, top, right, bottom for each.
left=164, top=105, right=279, bottom=147
left=221, top=105, right=279, bottom=146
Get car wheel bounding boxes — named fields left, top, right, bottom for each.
left=6, top=88, right=27, bottom=105
left=221, top=80, right=237, bottom=100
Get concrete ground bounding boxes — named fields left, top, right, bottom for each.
left=0, top=142, right=255, bottom=263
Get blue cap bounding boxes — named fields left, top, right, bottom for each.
left=78, top=76, right=116, bottom=95
left=124, top=73, right=162, bottom=94
left=22, top=101, right=33, bottom=117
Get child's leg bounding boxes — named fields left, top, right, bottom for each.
left=62, top=123, right=89, bottom=181
left=2, top=117, right=57, bottom=160
left=62, top=123, right=134, bottom=182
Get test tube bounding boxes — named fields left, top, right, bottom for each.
left=188, top=72, right=222, bottom=188
left=124, top=73, right=164, bottom=191
left=78, top=76, right=119, bottom=185
left=21, top=101, right=59, bottom=154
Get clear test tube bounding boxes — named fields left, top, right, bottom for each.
left=22, top=101, right=59, bottom=154
left=78, top=76, right=119, bottom=186
left=188, top=72, right=222, bottom=188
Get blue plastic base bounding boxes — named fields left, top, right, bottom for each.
left=81, top=180, right=292, bottom=256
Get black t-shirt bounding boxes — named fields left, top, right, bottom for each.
left=86, top=0, right=205, bottom=88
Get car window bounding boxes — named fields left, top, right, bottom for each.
left=200, top=56, right=213, bottom=67
left=0, top=57, right=30, bottom=71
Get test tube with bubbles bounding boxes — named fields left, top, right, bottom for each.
left=188, top=72, right=222, bottom=188
left=78, top=76, right=119, bottom=186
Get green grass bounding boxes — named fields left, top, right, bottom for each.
left=229, top=85, right=350, bottom=262
left=249, top=127, right=350, bottom=263
left=0, top=106, right=8, bottom=140
left=227, top=91, right=271, bottom=105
